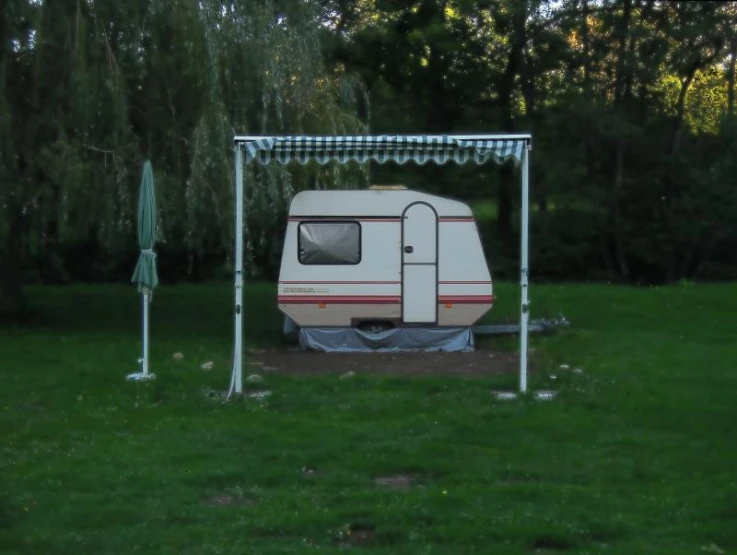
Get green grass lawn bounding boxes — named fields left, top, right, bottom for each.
left=1, top=281, right=737, bottom=554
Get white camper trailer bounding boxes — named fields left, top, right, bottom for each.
left=277, top=186, right=493, bottom=333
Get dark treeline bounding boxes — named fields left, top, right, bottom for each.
left=2, top=0, right=737, bottom=318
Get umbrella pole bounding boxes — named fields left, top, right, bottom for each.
left=142, top=291, right=149, bottom=376
left=128, top=288, right=155, bottom=381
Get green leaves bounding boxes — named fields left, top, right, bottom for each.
left=0, top=0, right=370, bottom=285
left=2, top=0, right=737, bottom=289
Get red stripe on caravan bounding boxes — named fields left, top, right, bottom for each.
left=278, top=295, right=401, bottom=305
left=439, top=296, right=494, bottom=304
left=287, top=216, right=475, bottom=222
left=278, top=295, right=493, bottom=305
left=288, top=217, right=401, bottom=222
left=279, top=280, right=489, bottom=285
left=438, top=295, right=494, bottom=299
left=279, top=280, right=400, bottom=284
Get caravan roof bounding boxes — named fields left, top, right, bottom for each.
left=288, top=189, right=474, bottom=218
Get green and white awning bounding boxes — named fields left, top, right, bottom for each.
left=241, top=135, right=528, bottom=166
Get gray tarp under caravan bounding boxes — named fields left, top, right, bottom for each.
left=297, top=325, right=476, bottom=354
left=229, top=134, right=532, bottom=393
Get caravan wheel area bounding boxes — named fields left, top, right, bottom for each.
left=277, top=187, right=493, bottom=331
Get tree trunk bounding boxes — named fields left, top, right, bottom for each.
left=662, top=66, right=698, bottom=281
left=672, top=65, right=698, bottom=154
left=579, top=0, right=616, bottom=275
left=495, top=1, right=528, bottom=244
left=612, top=141, right=629, bottom=279
left=582, top=0, right=591, bottom=86
left=497, top=166, right=513, bottom=247
left=0, top=212, right=25, bottom=321
left=692, top=229, right=726, bottom=280
left=0, top=253, right=24, bottom=321
left=664, top=49, right=720, bottom=280
left=514, top=4, right=545, bottom=213
left=728, top=38, right=736, bottom=119
left=609, top=0, right=634, bottom=280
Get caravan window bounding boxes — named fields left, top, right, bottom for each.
left=298, top=221, right=361, bottom=265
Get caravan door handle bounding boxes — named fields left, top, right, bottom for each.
left=404, top=246, right=414, bottom=253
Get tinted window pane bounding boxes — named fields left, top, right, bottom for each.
left=298, top=222, right=360, bottom=265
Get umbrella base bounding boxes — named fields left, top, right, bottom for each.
left=126, top=372, right=156, bottom=381
left=491, top=390, right=557, bottom=401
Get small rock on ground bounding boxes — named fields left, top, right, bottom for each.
left=247, top=390, right=272, bottom=400
left=200, top=361, right=214, bottom=371
left=172, top=352, right=184, bottom=361
left=246, top=374, right=263, bottom=384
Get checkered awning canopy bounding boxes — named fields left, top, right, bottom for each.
left=240, top=135, right=528, bottom=166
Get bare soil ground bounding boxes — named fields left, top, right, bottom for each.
left=247, top=345, right=530, bottom=377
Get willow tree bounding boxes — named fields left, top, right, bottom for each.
left=1, top=0, right=138, bottom=316
left=189, top=0, right=369, bottom=279
left=0, top=1, right=24, bottom=318
left=0, top=0, right=368, bottom=318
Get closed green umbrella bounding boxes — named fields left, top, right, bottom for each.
left=127, top=160, right=158, bottom=381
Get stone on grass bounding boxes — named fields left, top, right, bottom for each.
left=247, top=390, right=272, bottom=400
left=200, top=361, right=214, bottom=371
left=492, top=390, right=518, bottom=400
left=172, top=352, right=184, bottom=361
left=340, top=371, right=356, bottom=380
left=534, top=390, right=557, bottom=401
left=246, top=374, right=263, bottom=384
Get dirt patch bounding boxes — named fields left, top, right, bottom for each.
left=337, top=525, right=377, bottom=548
left=249, top=346, right=529, bottom=378
left=202, top=495, right=256, bottom=507
left=373, top=474, right=415, bottom=491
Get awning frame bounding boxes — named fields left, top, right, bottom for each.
left=229, top=133, right=532, bottom=395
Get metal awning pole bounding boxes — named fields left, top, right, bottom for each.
left=232, top=143, right=244, bottom=395
left=520, top=144, right=531, bottom=393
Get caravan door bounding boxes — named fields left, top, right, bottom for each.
left=401, top=202, right=438, bottom=324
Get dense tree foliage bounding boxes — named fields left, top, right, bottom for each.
left=1, top=0, right=736, bottom=317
